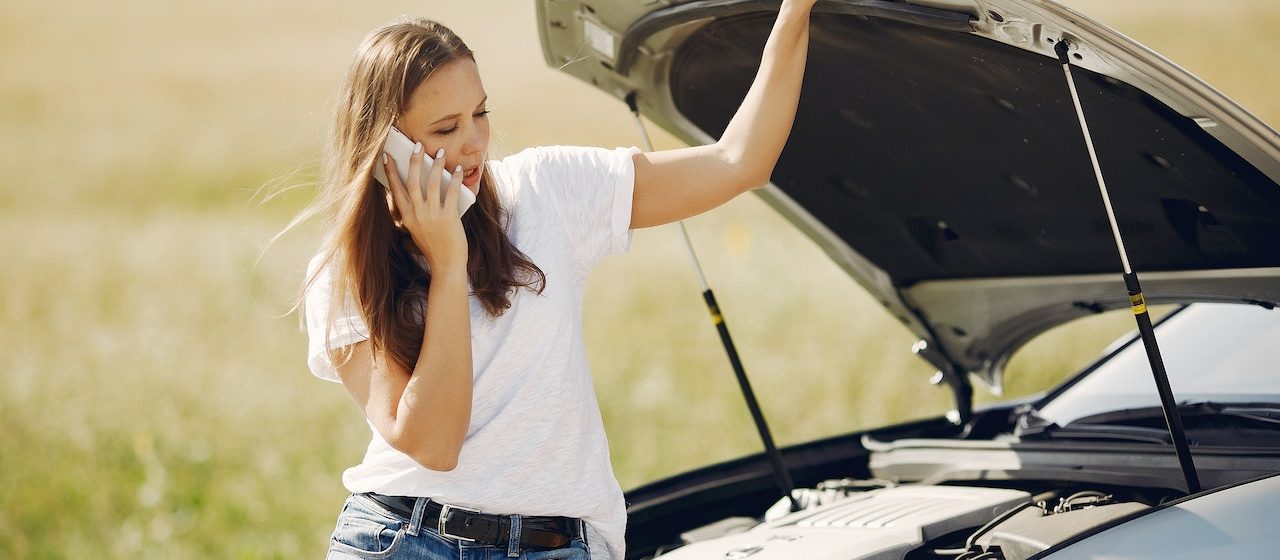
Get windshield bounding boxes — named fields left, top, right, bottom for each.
left=1034, top=303, right=1280, bottom=428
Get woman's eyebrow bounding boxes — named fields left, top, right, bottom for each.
left=428, top=96, right=489, bottom=126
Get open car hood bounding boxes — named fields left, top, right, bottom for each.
left=537, top=0, right=1280, bottom=391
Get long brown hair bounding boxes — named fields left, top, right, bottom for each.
left=299, top=18, right=544, bottom=374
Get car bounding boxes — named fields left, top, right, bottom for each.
left=536, top=1, right=1280, bottom=559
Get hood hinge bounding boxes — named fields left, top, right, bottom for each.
left=912, top=339, right=974, bottom=428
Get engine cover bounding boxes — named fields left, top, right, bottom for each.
left=655, top=486, right=1030, bottom=560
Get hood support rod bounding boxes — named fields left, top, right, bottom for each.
left=1056, top=40, right=1202, bottom=494
left=626, top=91, right=801, bottom=512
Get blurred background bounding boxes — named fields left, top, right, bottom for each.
left=2, top=0, right=1276, bottom=557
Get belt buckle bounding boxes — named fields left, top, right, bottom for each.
left=437, top=503, right=480, bottom=542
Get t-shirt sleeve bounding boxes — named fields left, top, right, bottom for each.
left=522, top=145, right=640, bottom=274
left=304, top=253, right=370, bottom=383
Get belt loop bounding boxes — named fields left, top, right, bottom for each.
left=506, top=514, right=521, bottom=558
left=407, top=497, right=428, bottom=537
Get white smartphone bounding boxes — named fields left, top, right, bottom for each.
left=373, top=126, right=476, bottom=215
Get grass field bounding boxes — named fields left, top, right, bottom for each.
left=2, top=1, right=1276, bottom=557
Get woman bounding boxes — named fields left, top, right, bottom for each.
left=303, top=2, right=817, bottom=559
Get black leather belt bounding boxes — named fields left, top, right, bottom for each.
left=360, top=493, right=584, bottom=550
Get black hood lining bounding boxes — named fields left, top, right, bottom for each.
left=618, top=0, right=973, bottom=76
left=670, top=11, right=1280, bottom=283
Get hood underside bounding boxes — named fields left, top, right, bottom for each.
left=538, top=0, right=1280, bottom=390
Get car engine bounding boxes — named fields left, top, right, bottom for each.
left=649, top=481, right=1152, bottom=560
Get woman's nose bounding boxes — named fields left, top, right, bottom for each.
left=461, top=128, right=484, bottom=156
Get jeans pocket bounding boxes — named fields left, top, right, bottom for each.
left=526, top=538, right=591, bottom=560
left=328, top=510, right=406, bottom=558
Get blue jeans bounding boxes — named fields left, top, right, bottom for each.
left=325, top=493, right=592, bottom=560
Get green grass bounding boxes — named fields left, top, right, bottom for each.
left=1, top=0, right=1276, bottom=557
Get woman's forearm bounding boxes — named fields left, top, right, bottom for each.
left=612, top=1, right=816, bottom=229
left=716, top=3, right=812, bottom=187
left=394, top=267, right=473, bottom=471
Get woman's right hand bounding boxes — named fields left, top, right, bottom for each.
left=383, top=143, right=469, bottom=273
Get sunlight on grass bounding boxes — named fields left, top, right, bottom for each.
left=2, top=0, right=1275, bottom=557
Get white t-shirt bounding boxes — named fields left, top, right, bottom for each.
left=305, top=145, right=641, bottom=560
